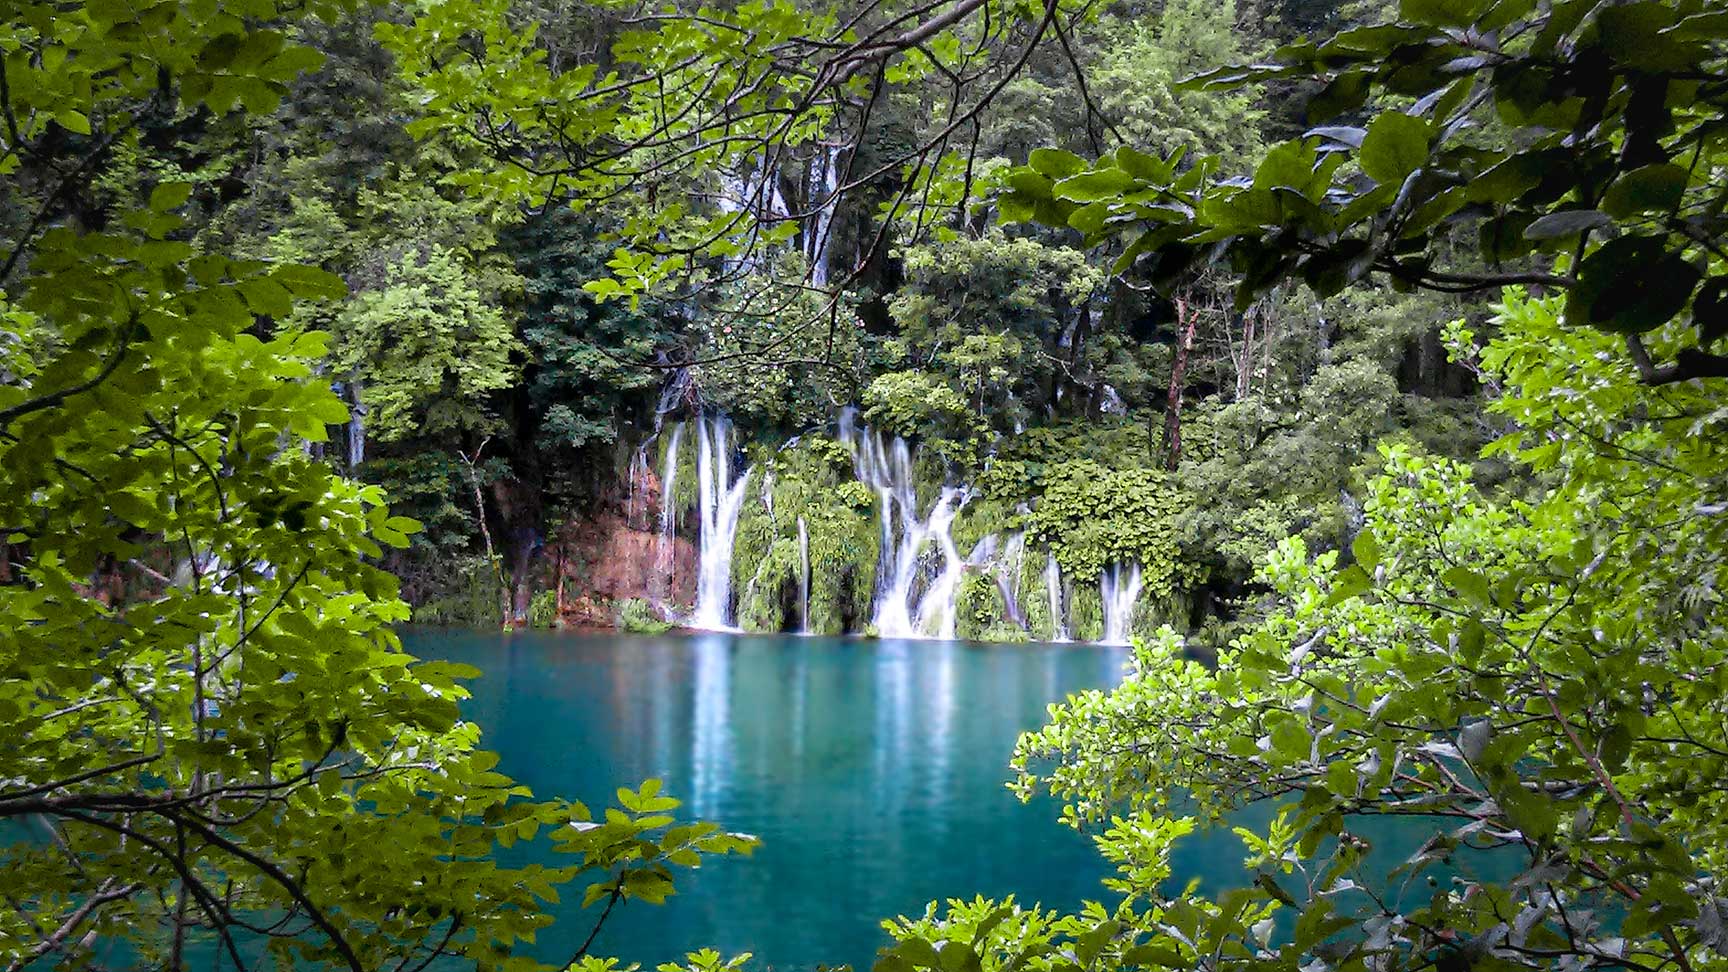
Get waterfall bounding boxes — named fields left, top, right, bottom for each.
left=627, top=443, right=653, bottom=531
left=808, top=146, right=841, bottom=285
left=652, top=422, right=686, bottom=613
left=837, top=407, right=972, bottom=639
left=347, top=379, right=365, bottom=469
left=796, top=516, right=810, bottom=634
left=1044, top=554, right=1070, bottom=642
left=690, top=414, right=754, bottom=630
left=1099, top=562, right=1143, bottom=646
left=995, top=532, right=1027, bottom=630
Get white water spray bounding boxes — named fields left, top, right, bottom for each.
left=1044, top=553, right=1070, bottom=642
left=690, top=414, right=754, bottom=630
left=808, top=146, right=841, bottom=285
left=796, top=516, right=810, bottom=634
left=652, top=422, right=686, bottom=613
left=1099, top=562, right=1143, bottom=646
left=837, top=408, right=973, bottom=639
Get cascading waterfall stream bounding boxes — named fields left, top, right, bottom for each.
left=838, top=408, right=973, bottom=639
left=627, top=443, right=653, bottom=530
left=995, top=532, right=1027, bottom=630
left=796, top=516, right=810, bottom=635
left=690, top=414, right=754, bottom=630
left=652, top=422, right=686, bottom=614
left=1044, top=554, right=1070, bottom=642
left=807, top=146, right=841, bottom=286
left=643, top=405, right=1153, bottom=644
left=1099, top=563, right=1143, bottom=646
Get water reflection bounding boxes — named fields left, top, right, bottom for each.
left=689, top=634, right=733, bottom=817
left=423, top=631, right=1132, bottom=971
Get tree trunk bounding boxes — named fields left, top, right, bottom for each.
left=1160, top=296, right=1199, bottom=471
left=1235, top=309, right=1255, bottom=401
left=457, top=439, right=510, bottom=629
left=554, top=542, right=567, bottom=623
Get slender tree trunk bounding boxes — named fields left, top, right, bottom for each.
left=1161, top=296, right=1199, bottom=471
left=554, top=542, right=567, bottom=624
left=457, top=438, right=509, bottom=629
left=1236, top=309, right=1255, bottom=401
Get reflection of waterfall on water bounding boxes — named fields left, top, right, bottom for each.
left=837, top=408, right=971, bottom=639
left=652, top=422, right=686, bottom=613
left=796, top=516, right=811, bottom=635
left=1044, top=554, right=1070, bottom=642
left=691, top=414, right=754, bottom=631
left=1099, top=563, right=1144, bottom=646
left=871, top=639, right=914, bottom=820
left=688, top=635, right=733, bottom=818
left=927, top=643, right=956, bottom=788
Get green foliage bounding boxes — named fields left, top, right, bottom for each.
left=0, top=2, right=751, bottom=965
left=864, top=370, right=976, bottom=441
left=332, top=245, right=520, bottom=442
left=738, top=537, right=805, bottom=633
left=617, top=598, right=675, bottom=635
left=889, top=233, right=1106, bottom=439
left=411, top=554, right=507, bottom=627
left=1177, top=358, right=1403, bottom=579
left=955, top=572, right=1006, bottom=642
left=1026, top=461, right=1198, bottom=600
left=731, top=438, right=881, bottom=635
left=1089, top=0, right=1266, bottom=161
left=528, top=589, right=561, bottom=628
left=1000, top=0, right=1728, bottom=382
left=882, top=293, right=1728, bottom=972
left=510, top=208, right=668, bottom=455
left=692, top=271, right=869, bottom=426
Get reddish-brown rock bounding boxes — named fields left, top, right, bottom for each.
left=541, top=462, right=693, bottom=626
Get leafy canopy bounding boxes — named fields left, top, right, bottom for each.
left=878, top=292, right=1728, bottom=972
left=999, top=0, right=1728, bottom=382
left=1, top=1, right=752, bottom=969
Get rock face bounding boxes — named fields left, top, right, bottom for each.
left=545, top=477, right=695, bottom=628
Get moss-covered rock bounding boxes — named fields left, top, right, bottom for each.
left=725, top=436, right=882, bottom=634
left=616, top=598, right=673, bottom=634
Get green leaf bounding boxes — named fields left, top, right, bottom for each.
left=1357, top=112, right=1431, bottom=185
left=1351, top=531, right=1380, bottom=570
left=1028, top=148, right=1086, bottom=180
left=149, top=182, right=194, bottom=211
left=1052, top=168, right=1139, bottom=203
left=1566, top=235, right=1700, bottom=334
left=1523, top=209, right=1610, bottom=240
left=1442, top=566, right=1492, bottom=608
left=56, top=110, right=91, bottom=134
left=1601, top=163, right=1688, bottom=218
left=274, top=264, right=348, bottom=299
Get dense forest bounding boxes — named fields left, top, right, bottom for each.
left=59, top=0, right=1499, bottom=646
left=4, top=0, right=1727, bottom=968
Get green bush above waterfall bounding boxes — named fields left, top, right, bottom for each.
left=1027, top=462, right=1190, bottom=592
left=730, top=437, right=881, bottom=636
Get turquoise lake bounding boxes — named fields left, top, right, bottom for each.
left=419, top=629, right=1156, bottom=971
left=418, top=630, right=1465, bottom=972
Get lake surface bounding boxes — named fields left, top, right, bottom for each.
left=417, top=630, right=1146, bottom=971
left=417, top=630, right=1492, bottom=972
